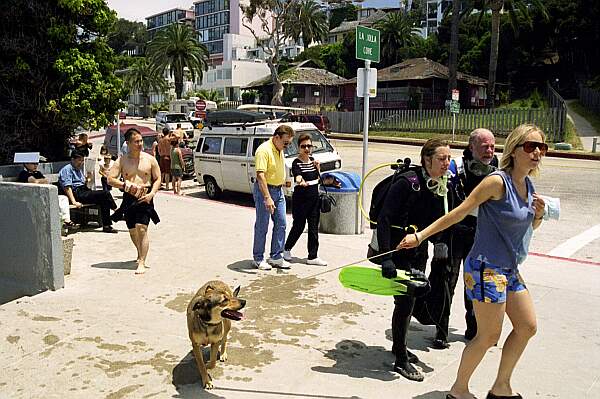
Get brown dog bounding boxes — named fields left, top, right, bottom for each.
left=186, top=281, right=246, bottom=389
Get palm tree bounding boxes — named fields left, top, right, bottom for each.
left=374, top=12, right=420, bottom=66
left=473, top=0, right=547, bottom=107
left=123, top=57, right=168, bottom=118
left=195, top=89, right=223, bottom=103
left=147, top=23, right=209, bottom=99
left=447, top=0, right=461, bottom=98
left=285, top=0, right=329, bottom=46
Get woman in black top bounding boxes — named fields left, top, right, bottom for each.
left=377, top=138, right=453, bottom=382
left=283, top=134, right=331, bottom=266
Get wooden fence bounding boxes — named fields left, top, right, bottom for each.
left=322, top=107, right=566, bottom=142
left=578, top=84, right=600, bottom=115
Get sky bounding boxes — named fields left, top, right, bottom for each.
left=105, top=0, right=399, bottom=22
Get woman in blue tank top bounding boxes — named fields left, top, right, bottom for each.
left=400, top=124, right=548, bottom=399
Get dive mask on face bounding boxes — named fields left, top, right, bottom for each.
left=466, top=159, right=496, bottom=176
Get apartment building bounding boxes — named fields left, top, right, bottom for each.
left=146, top=8, right=195, bottom=40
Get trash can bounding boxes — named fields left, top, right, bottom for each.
left=319, top=171, right=362, bottom=235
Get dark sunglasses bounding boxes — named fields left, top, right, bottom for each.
left=517, top=141, right=548, bottom=155
left=300, top=144, right=313, bottom=149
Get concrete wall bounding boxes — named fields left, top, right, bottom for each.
left=0, top=182, right=64, bottom=304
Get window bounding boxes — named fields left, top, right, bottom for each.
left=252, top=138, right=268, bottom=156
left=223, top=138, right=248, bottom=156
left=223, top=68, right=231, bottom=80
left=217, top=69, right=223, bottom=80
left=202, top=137, right=222, bottom=154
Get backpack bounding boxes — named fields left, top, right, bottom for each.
left=367, top=158, right=421, bottom=264
left=368, top=158, right=421, bottom=230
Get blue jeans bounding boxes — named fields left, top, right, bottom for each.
left=252, top=183, right=286, bottom=262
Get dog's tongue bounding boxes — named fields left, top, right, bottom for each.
left=221, top=309, right=244, bottom=321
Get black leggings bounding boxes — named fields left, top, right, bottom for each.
left=285, top=194, right=320, bottom=259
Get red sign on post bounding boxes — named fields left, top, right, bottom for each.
left=452, top=89, right=459, bottom=102
left=118, top=111, right=127, bottom=119
left=195, top=99, right=206, bottom=111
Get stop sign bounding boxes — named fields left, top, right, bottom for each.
left=195, top=99, right=206, bottom=111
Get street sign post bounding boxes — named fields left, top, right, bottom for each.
left=195, top=99, right=206, bottom=111
left=450, top=100, right=460, bottom=142
left=356, top=26, right=380, bottom=63
left=356, top=25, right=380, bottom=232
left=452, top=89, right=459, bottom=102
left=356, top=68, right=377, bottom=98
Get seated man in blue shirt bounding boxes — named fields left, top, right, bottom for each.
left=58, top=150, right=118, bottom=233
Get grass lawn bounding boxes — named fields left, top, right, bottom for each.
left=367, top=130, right=507, bottom=145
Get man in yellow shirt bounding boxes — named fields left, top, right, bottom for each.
left=252, top=125, right=294, bottom=270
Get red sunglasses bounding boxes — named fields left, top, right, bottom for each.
left=517, top=141, right=548, bottom=155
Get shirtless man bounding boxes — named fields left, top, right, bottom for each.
left=108, top=128, right=161, bottom=274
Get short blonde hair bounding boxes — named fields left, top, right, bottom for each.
left=500, top=124, right=546, bottom=176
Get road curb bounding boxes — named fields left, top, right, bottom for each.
left=328, top=133, right=600, bottom=161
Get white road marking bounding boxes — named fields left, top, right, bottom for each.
left=548, top=224, right=600, bottom=257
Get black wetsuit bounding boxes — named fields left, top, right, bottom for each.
left=377, top=166, right=447, bottom=376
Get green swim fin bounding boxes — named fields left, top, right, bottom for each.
left=339, top=266, right=413, bottom=296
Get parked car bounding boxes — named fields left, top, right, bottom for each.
left=104, top=124, right=195, bottom=177
left=289, top=114, right=331, bottom=134
left=193, top=110, right=342, bottom=199
left=156, top=112, right=195, bottom=139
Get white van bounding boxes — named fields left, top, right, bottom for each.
left=193, top=116, right=342, bottom=199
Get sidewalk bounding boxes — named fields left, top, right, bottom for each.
left=1, top=190, right=599, bottom=399
left=566, top=99, right=599, bottom=152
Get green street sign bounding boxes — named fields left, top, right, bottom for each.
left=450, top=100, right=460, bottom=114
left=356, top=26, right=380, bottom=63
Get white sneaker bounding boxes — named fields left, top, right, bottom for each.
left=307, top=257, right=328, bottom=266
left=254, top=260, right=272, bottom=270
left=267, top=257, right=291, bottom=269
left=283, top=250, right=292, bottom=261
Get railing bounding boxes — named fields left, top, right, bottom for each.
left=545, top=82, right=567, bottom=136
left=578, top=84, right=600, bottom=115
left=322, top=107, right=566, bottom=142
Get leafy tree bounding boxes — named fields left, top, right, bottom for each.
left=470, top=0, right=548, bottom=107
left=0, top=0, right=125, bottom=163
left=286, top=0, right=328, bottom=46
left=107, top=18, right=148, bottom=55
left=242, top=90, right=258, bottom=104
left=123, top=57, right=168, bottom=118
left=294, top=45, right=327, bottom=68
left=374, top=12, right=420, bottom=67
left=328, top=2, right=357, bottom=30
left=242, top=0, right=328, bottom=105
left=147, top=23, right=209, bottom=99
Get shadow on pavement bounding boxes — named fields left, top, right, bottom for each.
left=227, top=260, right=259, bottom=274
left=172, top=350, right=226, bottom=399
left=186, top=191, right=256, bottom=208
left=412, top=390, right=450, bottom=399
left=311, top=339, right=398, bottom=381
left=385, top=326, right=466, bottom=353
left=91, top=260, right=138, bottom=270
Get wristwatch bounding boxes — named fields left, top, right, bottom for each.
left=295, top=175, right=302, bottom=183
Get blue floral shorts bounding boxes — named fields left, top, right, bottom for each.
left=464, top=256, right=527, bottom=304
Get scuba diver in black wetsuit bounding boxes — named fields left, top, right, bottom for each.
left=377, top=139, right=453, bottom=382
left=447, top=128, right=498, bottom=341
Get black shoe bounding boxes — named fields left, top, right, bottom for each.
left=432, top=338, right=450, bottom=349
left=393, top=360, right=424, bottom=382
left=102, top=226, right=118, bottom=233
left=391, top=348, right=419, bottom=364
